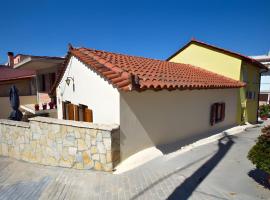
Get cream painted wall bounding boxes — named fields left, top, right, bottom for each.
left=169, top=44, right=242, bottom=80
left=57, top=56, right=120, bottom=124
left=169, top=43, right=260, bottom=124
left=0, top=96, right=37, bottom=119
left=120, top=89, right=238, bottom=160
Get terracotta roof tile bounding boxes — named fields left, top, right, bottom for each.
left=50, top=47, right=245, bottom=94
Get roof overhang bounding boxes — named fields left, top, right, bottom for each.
left=0, top=75, right=34, bottom=84
left=14, top=57, right=64, bottom=71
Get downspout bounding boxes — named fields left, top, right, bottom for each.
left=257, top=68, right=268, bottom=123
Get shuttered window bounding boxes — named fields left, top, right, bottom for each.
left=74, top=105, right=79, bottom=121
left=84, top=108, right=93, bottom=122
left=62, top=102, right=93, bottom=122
left=62, top=101, right=71, bottom=120
left=68, top=103, right=75, bottom=120
left=210, top=102, right=225, bottom=126
left=62, top=101, right=67, bottom=119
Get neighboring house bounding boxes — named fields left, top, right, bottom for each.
left=0, top=64, right=36, bottom=118
left=250, top=53, right=270, bottom=105
left=258, top=90, right=270, bottom=105
left=52, top=46, right=244, bottom=160
left=12, top=52, right=65, bottom=104
left=167, top=39, right=268, bottom=124
left=0, top=52, right=64, bottom=119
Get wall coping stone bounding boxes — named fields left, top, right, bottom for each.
left=0, top=119, right=30, bottom=128
left=29, top=117, right=119, bottom=131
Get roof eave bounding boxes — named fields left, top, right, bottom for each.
left=14, top=56, right=64, bottom=71
left=0, top=75, right=35, bottom=83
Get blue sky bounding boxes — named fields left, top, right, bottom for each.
left=0, top=0, right=269, bottom=64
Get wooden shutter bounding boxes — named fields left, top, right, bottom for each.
left=78, top=105, right=86, bottom=121
left=221, top=103, right=225, bottom=121
left=74, top=105, right=79, bottom=121
left=62, top=102, right=66, bottom=119
left=68, top=104, right=74, bottom=120
left=210, top=104, right=216, bottom=126
left=84, top=108, right=93, bottom=122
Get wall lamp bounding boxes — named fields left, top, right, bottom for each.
left=65, top=76, right=75, bottom=92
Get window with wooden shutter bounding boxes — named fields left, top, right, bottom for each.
left=68, top=103, right=75, bottom=120
left=210, top=102, right=225, bottom=126
left=210, top=104, right=216, bottom=126
left=84, top=108, right=93, bottom=122
left=78, top=104, right=87, bottom=121
left=62, top=101, right=67, bottom=119
left=62, top=101, right=71, bottom=120
left=221, top=103, right=225, bottom=121
left=62, top=102, right=93, bottom=122
left=74, top=105, right=79, bottom=121
left=216, top=103, right=222, bottom=122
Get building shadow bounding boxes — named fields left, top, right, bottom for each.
left=130, top=133, right=234, bottom=200
left=167, top=133, right=234, bottom=200
left=130, top=153, right=214, bottom=200
left=156, top=126, right=234, bottom=155
left=248, top=168, right=270, bottom=190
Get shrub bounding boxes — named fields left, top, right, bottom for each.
left=259, top=105, right=270, bottom=117
left=248, top=126, right=270, bottom=176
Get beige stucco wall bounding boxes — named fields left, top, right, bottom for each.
left=0, top=96, right=37, bottom=119
left=120, top=88, right=238, bottom=160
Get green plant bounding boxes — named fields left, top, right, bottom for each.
left=248, top=126, right=270, bottom=178
left=259, top=105, right=270, bottom=117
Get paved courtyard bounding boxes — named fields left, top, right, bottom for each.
left=0, top=124, right=269, bottom=200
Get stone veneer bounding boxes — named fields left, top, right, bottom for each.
left=0, top=117, right=120, bottom=172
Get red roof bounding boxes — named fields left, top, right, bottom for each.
left=51, top=47, right=245, bottom=93
left=0, top=65, right=36, bottom=82
left=167, top=39, right=268, bottom=70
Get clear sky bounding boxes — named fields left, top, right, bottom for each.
left=0, top=0, right=269, bottom=64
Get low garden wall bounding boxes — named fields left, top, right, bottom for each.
left=0, top=117, right=120, bottom=172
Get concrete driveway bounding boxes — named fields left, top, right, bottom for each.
left=0, top=123, right=269, bottom=200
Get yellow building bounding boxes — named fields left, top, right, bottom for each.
left=167, top=40, right=268, bottom=124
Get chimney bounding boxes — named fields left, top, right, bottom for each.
left=7, top=52, right=14, bottom=67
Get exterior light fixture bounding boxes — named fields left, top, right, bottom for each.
left=65, top=77, right=73, bottom=86
left=65, top=77, right=75, bottom=91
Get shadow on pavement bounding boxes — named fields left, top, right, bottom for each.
left=130, top=133, right=234, bottom=200
left=156, top=125, right=235, bottom=155
left=130, top=153, right=213, bottom=200
left=248, top=169, right=270, bottom=190
left=167, top=133, right=234, bottom=200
